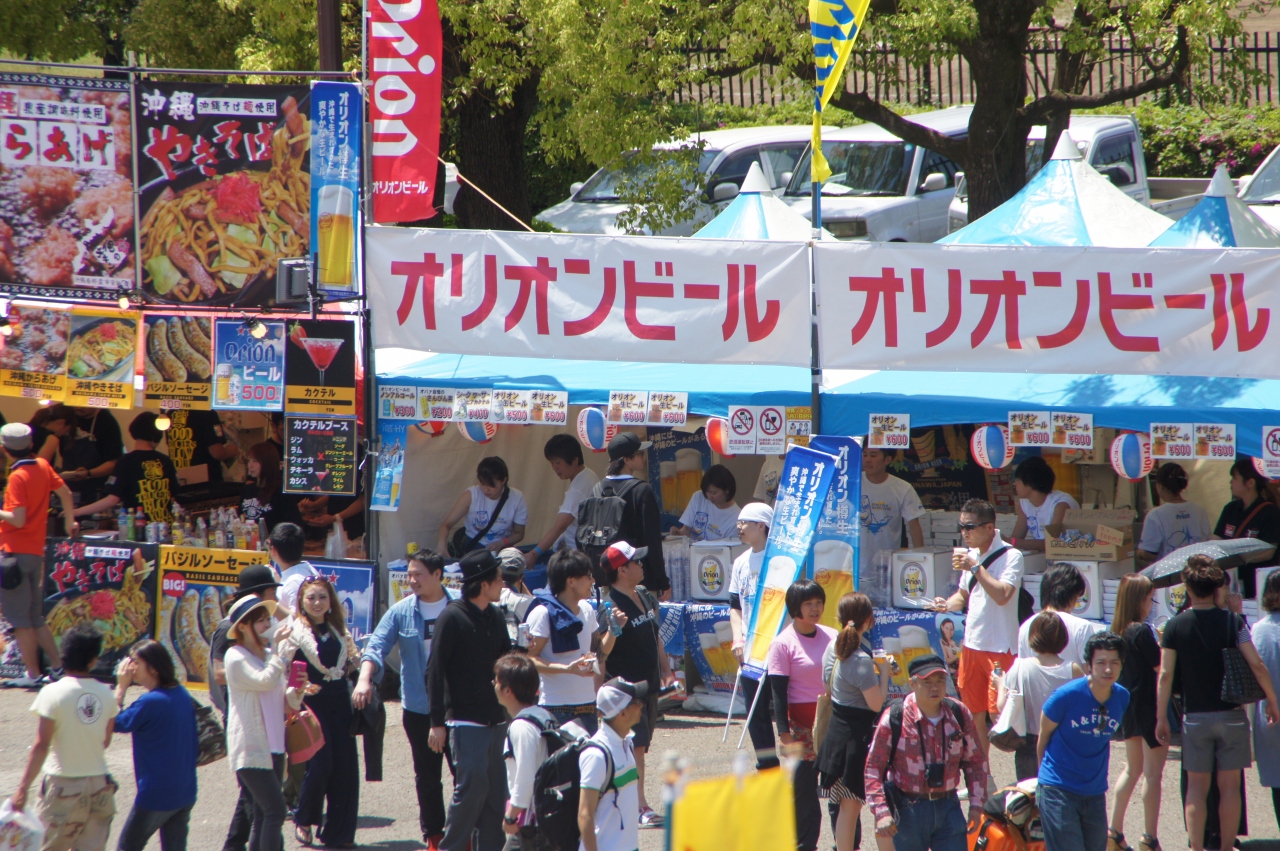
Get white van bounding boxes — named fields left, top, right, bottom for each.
left=780, top=105, right=973, bottom=242
left=534, top=126, right=818, bottom=236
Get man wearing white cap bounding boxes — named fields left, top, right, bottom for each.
left=727, top=502, right=777, bottom=769
left=0, top=423, right=77, bottom=687
left=578, top=677, right=644, bottom=851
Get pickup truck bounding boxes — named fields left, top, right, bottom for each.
left=947, top=115, right=1211, bottom=232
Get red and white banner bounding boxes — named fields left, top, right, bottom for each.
left=366, top=227, right=812, bottom=366
left=367, top=0, right=442, bottom=223
left=816, top=243, right=1280, bottom=379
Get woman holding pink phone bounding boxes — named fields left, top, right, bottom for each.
left=283, top=576, right=361, bottom=848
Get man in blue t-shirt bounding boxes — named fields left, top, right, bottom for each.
left=1037, top=631, right=1129, bottom=851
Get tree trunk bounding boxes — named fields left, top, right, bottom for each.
left=452, top=76, right=539, bottom=230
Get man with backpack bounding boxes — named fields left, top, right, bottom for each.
left=495, top=653, right=559, bottom=851
left=578, top=433, right=668, bottom=599
left=864, top=654, right=988, bottom=851
left=578, top=678, right=644, bottom=851
left=932, top=497, right=1024, bottom=762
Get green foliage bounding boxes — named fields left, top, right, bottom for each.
left=0, top=0, right=138, bottom=63
left=126, top=0, right=253, bottom=70
left=613, top=146, right=710, bottom=235
left=1088, top=103, right=1280, bottom=178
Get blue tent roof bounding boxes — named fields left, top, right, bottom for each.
left=1149, top=166, right=1280, bottom=248
left=376, top=353, right=811, bottom=416
left=696, top=162, right=833, bottom=240
left=821, top=370, right=1280, bottom=457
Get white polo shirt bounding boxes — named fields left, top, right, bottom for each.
left=959, top=531, right=1024, bottom=655
left=579, top=722, right=639, bottom=851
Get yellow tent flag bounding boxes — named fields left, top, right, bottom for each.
left=736, top=769, right=796, bottom=851
left=670, top=775, right=740, bottom=851
left=809, top=0, right=871, bottom=183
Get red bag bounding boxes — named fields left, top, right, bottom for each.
left=285, top=710, right=325, bottom=765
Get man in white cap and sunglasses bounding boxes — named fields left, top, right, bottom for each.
left=578, top=677, right=644, bottom=851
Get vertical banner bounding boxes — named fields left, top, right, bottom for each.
left=0, top=305, right=70, bottom=401
left=142, top=315, right=213, bottom=409
left=742, top=445, right=838, bottom=678
left=212, top=319, right=285, bottom=411
left=371, top=418, right=407, bottom=511
left=309, top=81, right=361, bottom=296
left=64, top=307, right=139, bottom=409
left=368, top=0, right=443, bottom=222
left=683, top=603, right=739, bottom=694
left=808, top=436, right=862, bottom=631
left=868, top=608, right=964, bottom=698
left=284, top=319, right=356, bottom=415
left=647, top=429, right=712, bottom=529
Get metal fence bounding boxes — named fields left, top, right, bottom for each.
left=673, top=32, right=1280, bottom=108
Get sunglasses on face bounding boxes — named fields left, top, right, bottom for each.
left=957, top=522, right=991, bottom=532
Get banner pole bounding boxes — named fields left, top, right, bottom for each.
left=737, top=671, right=765, bottom=750
left=722, top=668, right=742, bottom=742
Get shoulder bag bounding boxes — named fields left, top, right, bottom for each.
left=1221, top=611, right=1265, bottom=705
left=286, top=708, right=326, bottom=764
left=811, top=651, right=840, bottom=750
left=449, top=487, right=510, bottom=558
left=988, top=662, right=1027, bottom=752
left=192, top=700, right=228, bottom=766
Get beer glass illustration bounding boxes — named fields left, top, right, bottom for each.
left=748, top=556, right=798, bottom=664
left=813, top=540, right=854, bottom=623
left=660, top=461, right=679, bottom=512
left=675, top=449, right=703, bottom=513
left=715, top=621, right=739, bottom=672
left=316, top=185, right=355, bottom=288
left=882, top=636, right=908, bottom=686
left=899, top=625, right=932, bottom=670
left=700, top=632, right=727, bottom=677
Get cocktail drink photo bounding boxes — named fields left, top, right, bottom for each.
left=301, top=337, right=344, bottom=386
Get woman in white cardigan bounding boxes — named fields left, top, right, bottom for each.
left=224, top=596, right=310, bottom=851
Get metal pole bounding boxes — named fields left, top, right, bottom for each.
left=722, top=669, right=742, bottom=742
left=737, top=672, right=765, bottom=750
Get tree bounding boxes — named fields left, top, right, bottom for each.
left=0, top=0, right=141, bottom=66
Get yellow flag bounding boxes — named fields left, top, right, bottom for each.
left=809, top=0, right=871, bottom=183
left=670, top=769, right=795, bottom=851
left=737, top=769, right=796, bottom=851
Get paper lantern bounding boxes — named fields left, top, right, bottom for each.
left=1254, top=456, right=1280, bottom=481
left=457, top=421, right=498, bottom=443
left=1110, top=432, right=1153, bottom=481
left=705, top=417, right=734, bottom=457
left=414, top=421, right=449, bottom=436
left=971, top=425, right=1014, bottom=470
left=576, top=407, right=617, bottom=453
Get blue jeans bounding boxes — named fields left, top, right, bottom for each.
left=1038, top=783, right=1108, bottom=851
left=892, top=794, right=968, bottom=851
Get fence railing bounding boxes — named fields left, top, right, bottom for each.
left=673, top=32, right=1280, bottom=108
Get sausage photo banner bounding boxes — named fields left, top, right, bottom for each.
left=815, top=242, right=1280, bottom=380
left=366, top=227, right=812, bottom=366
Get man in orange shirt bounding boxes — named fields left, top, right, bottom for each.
left=0, top=424, right=78, bottom=687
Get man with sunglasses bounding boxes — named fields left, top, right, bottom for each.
left=1036, top=632, right=1129, bottom=851
left=932, top=498, right=1023, bottom=762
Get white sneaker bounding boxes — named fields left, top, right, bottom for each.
left=2, top=675, right=39, bottom=688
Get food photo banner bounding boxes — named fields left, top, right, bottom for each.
left=815, top=243, right=1280, bottom=380
left=366, top=228, right=812, bottom=366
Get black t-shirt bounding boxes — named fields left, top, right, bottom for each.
left=604, top=587, right=661, bottom=689
left=165, top=410, right=226, bottom=484
left=105, top=449, right=180, bottom=522
left=1214, top=497, right=1280, bottom=596
left=1119, top=621, right=1161, bottom=724
left=1161, top=606, right=1252, bottom=714
left=63, top=409, right=125, bottom=501
left=241, top=482, right=303, bottom=533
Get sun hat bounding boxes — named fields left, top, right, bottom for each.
left=227, top=595, right=278, bottom=633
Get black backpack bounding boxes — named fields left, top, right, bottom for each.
left=576, top=478, right=640, bottom=585
left=532, top=735, right=614, bottom=851
left=883, top=696, right=968, bottom=765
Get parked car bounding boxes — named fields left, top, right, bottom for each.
left=535, top=126, right=820, bottom=235
left=779, top=106, right=972, bottom=242
left=947, top=115, right=1211, bottom=232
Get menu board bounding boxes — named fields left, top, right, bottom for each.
left=64, top=306, right=138, bottom=409
left=43, top=539, right=158, bottom=679
left=0, top=304, right=70, bottom=401
left=143, top=314, right=213, bottom=410
left=284, top=319, right=356, bottom=415
left=1008, top=411, right=1051, bottom=447
left=285, top=415, right=357, bottom=495
left=0, top=74, right=136, bottom=300
left=155, top=545, right=270, bottom=689
left=136, top=82, right=310, bottom=308
left=212, top=318, right=285, bottom=411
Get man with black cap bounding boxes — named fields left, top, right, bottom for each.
left=594, top=432, right=668, bottom=599
left=496, top=548, right=534, bottom=646
left=864, top=654, right=988, bottom=851
left=426, top=549, right=513, bottom=851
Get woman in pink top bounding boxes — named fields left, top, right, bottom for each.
left=769, top=579, right=837, bottom=851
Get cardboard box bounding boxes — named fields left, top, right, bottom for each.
left=1019, top=551, right=1047, bottom=575
left=1046, top=509, right=1137, bottom=561
left=689, top=540, right=746, bottom=602
left=892, top=547, right=961, bottom=610
left=1049, top=559, right=1135, bottom=621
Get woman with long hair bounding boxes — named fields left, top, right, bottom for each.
left=112, top=640, right=200, bottom=851
left=816, top=592, right=890, bottom=851
left=242, top=441, right=302, bottom=533
left=768, top=580, right=837, bottom=851
left=1107, top=574, right=1167, bottom=851
left=285, top=576, right=360, bottom=848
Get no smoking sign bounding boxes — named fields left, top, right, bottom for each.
left=726, top=406, right=787, bottom=455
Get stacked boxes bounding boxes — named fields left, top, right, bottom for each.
left=917, top=510, right=1016, bottom=548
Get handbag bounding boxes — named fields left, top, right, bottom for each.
left=448, top=487, right=511, bottom=558
left=812, top=653, right=840, bottom=750
left=989, top=687, right=1027, bottom=752
left=1221, top=611, right=1266, bottom=705
left=285, top=709, right=326, bottom=764
left=192, top=700, right=227, bottom=766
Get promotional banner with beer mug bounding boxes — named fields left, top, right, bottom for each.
left=807, top=436, right=862, bottom=632
left=868, top=608, right=964, bottom=697
left=742, top=445, right=839, bottom=680
left=370, top=418, right=408, bottom=512
left=310, top=80, right=361, bottom=296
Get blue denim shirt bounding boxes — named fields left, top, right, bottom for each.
left=362, top=589, right=457, bottom=715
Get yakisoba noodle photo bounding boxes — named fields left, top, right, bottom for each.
left=45, top=551, right=153, bottom=652
left=67, top=319, right=135, bottom=379
left=138, top=96, right=310, bottom=304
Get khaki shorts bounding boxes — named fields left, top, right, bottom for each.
left=36, top=774, right=117, bottom=851
left=1182, top=709, right=1253, bottom=773
left=0, top=552, right=46, bottom=629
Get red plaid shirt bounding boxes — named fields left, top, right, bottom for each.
left=863, top=693, right=989, bottom=821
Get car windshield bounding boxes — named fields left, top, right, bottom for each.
left=574, top=149, right=721, bottom=201
left=785, top=141, right=915, bottom=197
left=956, top=140, right=1047, bottom=203
left=1241, top=149, right=1280, bottom=202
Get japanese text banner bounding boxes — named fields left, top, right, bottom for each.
left=816, top=242, right=1280, bottom=379
left=366, top=227, right=812, bottom=366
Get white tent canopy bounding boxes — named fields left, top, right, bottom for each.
left=696, top=162, right=834, bottom=240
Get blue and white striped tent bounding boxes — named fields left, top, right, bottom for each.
left=696, top=162, right=833, bottom=240
left=939, top=132, right=1171, bottom=247
left=1149, top=166, right=1280, bottom=248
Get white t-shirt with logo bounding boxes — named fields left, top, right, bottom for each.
left=1020, top=490, right=1079, bottom=540
left=558, top=468, right=600, bottom=551
left=528, top=599, right=599, bottom=706
left=31, top=676, right=119, bottom=777
left=679, top=491, right=741, bottom=542
left=1016, top=610, right=1105, bottom=667
left=418, top=596, right=451, bottom=660
left=1139, top=501, right=1212, bottom=559
left=728, top=548, right=765, bottom=632
left=465, top=486, right=529, bottom=547
left=859, top=474, right=926, bottom=573
left=959, top=532, right=1024, bottom=654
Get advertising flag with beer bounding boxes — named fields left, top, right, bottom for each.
left=807, top=436, right=862, bottom=631
left=310, top=80, right=362, bottom=296
left=742, top=445, right=839, bottom=679
left=809, top=0, right=871, bottom=184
